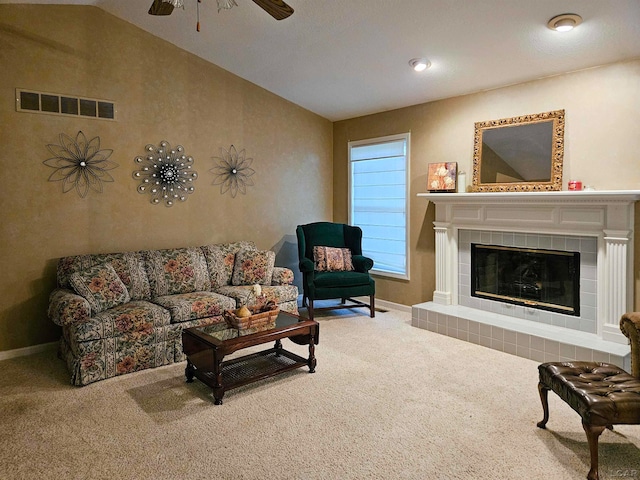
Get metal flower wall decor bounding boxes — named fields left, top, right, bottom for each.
left=43, top=131, right=117, bottom=197
left=133, top=141, right=197, bottom=207
left=210, top=145, right=255, bottom=198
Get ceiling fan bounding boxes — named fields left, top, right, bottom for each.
left=148, top=0, right=294, bottom=21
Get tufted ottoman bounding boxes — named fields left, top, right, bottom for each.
left=536, top=312, right=640, bottom=480
left=537, top=361, right=640, bottom=480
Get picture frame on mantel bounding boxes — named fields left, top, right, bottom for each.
left=427, top=162, right=457, bottom=192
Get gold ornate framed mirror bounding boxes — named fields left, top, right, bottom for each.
left=471, top=109, right=564, bottom=192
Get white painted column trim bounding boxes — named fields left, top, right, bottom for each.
left=433, top=222, right=452, bottom=305
left=601, top=229, right=633, bottom=344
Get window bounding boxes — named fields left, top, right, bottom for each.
left=348, top=133, right=410, bottom=280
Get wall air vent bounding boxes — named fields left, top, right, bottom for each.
left=16, top=89, right=116, bottom=120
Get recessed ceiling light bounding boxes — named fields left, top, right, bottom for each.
left=547, top=13, right=582, bottom=32
left=409, top=58, right=431, bottom=72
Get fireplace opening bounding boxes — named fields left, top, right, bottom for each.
left=471, top=244, right=580, bottom=316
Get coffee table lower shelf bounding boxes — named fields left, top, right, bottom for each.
left=186, top=347, right=310, bottom=403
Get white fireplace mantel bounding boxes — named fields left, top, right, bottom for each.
left=417, top=190, right=640, bottom=345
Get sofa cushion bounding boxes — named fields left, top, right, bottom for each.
left=313, top=246, right=354, bottom=272
left=65, top=300, right=171, bottom=343
left=201, top=241, right=257, bottom=288
left=152, top=291, right=235, bottom=323
left=91, top=252, right=151, bottom=300
left=313, top=270, right=373, bottom=288
left=69, top=263, right=131, bottom=314
left=231, top=249, right=275, bottom=286
left=216, top=284, right=298, bottom=308
left=145, top=247, right=210, bottom=297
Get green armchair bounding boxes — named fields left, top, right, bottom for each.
left=296, top=222, right=375, bottom=320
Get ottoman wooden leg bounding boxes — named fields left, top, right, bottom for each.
left=582, top=421, right=606, bottom=480
left=537, top=382, right=550, bottom=428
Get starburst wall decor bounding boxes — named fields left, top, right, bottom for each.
left=133, top=141, right=197, bottom=207
left=210, top=145, right=255, bottom=198
left=43, top=131, right=117, bottom=198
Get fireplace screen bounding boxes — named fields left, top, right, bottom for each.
left=471, top=244, right=580, bottom=316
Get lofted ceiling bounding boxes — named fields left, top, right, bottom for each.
left=3, top=0, right=640, bottom=121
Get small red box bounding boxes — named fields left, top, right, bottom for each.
left=568, top=180, right=582, bottom=191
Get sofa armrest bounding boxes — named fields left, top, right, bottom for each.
left=352, top=255, right=374, bottom=273
left=48, top=288, right=91, bottom=326
left=299, top=258, right=315, bottom=274
left=271, top=267, right=294, bottom=285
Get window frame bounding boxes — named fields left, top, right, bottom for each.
left=348, top=132, right=410, bottom=281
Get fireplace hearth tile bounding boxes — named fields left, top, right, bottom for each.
left=552, top=237, right=566, bottom=250
left=530, top=349, right=545, bottom=363
left=479, top=323, right=492, bottom=337
left=544, top=339, right=560, bottom=356
left=468, top=321, right=479, bottom=335
left=575, top=346, right=593, bottom=360
left=593, top=350, right=610, bottom=363
left=531, top=336, right=545, bottom=352
left=504, top=330, right=517, bottom=344
left=412, top=302, right=630, bottom=370
left=517, top=345, right=530, bottom=359
left=582, top=238, right=597, bottom=253
left=526, top=236, right=539, bottom=248
left=504, top=342, right=517, bottom=356
left=566, top=237, right=581, bottom=251
left=560, top=343, right=575, bottom=358
left=566, top=317, right=581, bottom=330
left=538, top=236, right=552, bottom=249
left=516, top=332, right=529, bottom=347
left=491, top=326, right=504, bottom=341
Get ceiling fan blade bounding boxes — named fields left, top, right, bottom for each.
left=148, top=0, right=175, bottom=16
left=251, top=0, right=294, bottom=20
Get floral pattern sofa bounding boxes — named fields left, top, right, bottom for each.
left=48, top=241, right=299, bottom=386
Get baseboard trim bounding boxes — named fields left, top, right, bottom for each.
left=350, top=296, right=411, bottom=313
left=0, top=341, right=57, bottom=361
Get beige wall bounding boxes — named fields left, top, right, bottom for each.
left=334, top=59, right=640, bottom=307
left=0, top=5, right=333, bottom=353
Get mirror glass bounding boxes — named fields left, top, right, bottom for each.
left=471, top=110, right=564, bottom=192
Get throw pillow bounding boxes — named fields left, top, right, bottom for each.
left=231, top=249, right=276, bottom=286
left=202, top=241, right=257, bottom=288
left=69, top=263, right=131, bottom=314
left=144, top=247, right=210, bottom=297
left=313, top=246, right=354, bottom=272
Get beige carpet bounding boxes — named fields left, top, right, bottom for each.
left=2, top=307, right=640, bottom=480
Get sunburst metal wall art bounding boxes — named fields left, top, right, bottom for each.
left=210, top=145, right=255, bottom=198
left=43, top=131, right=117, bottom=198
left=133, top=141, right=197, bottom=207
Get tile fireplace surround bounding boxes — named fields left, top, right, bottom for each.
left=413, top=190, right=640, bottom=370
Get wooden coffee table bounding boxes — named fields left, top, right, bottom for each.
left=182, top=311, right=319, bottom=404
